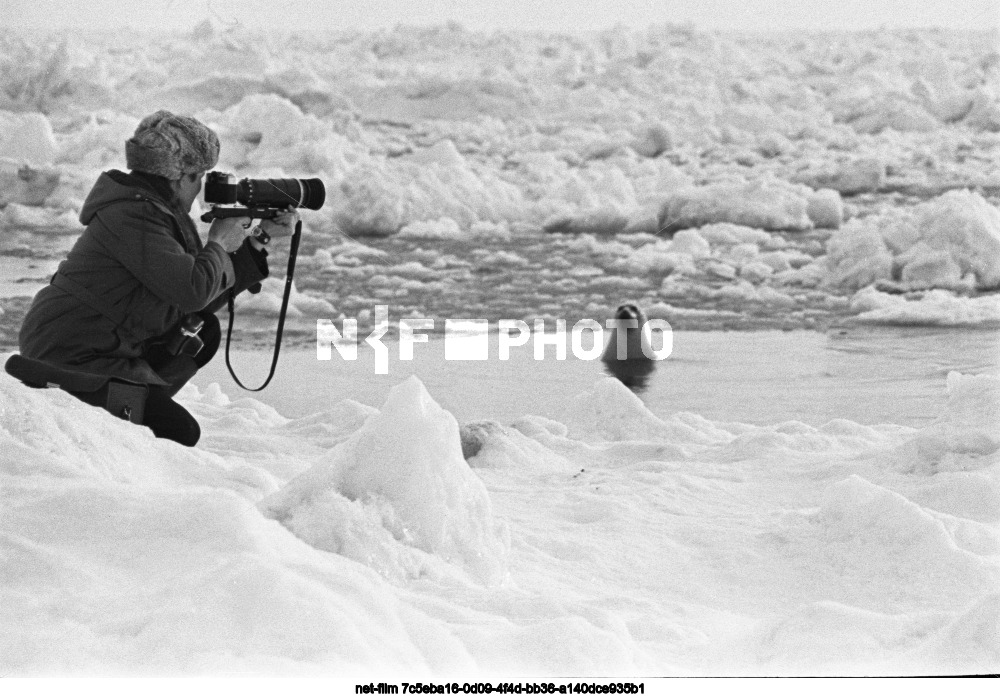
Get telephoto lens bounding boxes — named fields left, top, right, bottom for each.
left=240, top=178, right=326, bottom=210
left=203, top=171, right=326, bottom=210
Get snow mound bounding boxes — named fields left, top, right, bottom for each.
left=819, top=475, right=1000, bottom=603
left=912, top=595, right=1000, bottom=674
left=260, top=376, right=510, bottom=585
left=0, top=373, right=276, bottom=497
left=755, top=601, right=936, bottom=675
left=563, top=377, right=718, bottom=445
left=0, top=470, right=457, bottom=674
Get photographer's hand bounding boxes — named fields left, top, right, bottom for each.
left=208, top=216, right=252, bottom=252
left=258, top=207, right=300, bottom=243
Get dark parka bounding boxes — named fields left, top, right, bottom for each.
left=19, top=169, right=267, bottom=386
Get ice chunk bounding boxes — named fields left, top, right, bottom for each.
left=805, top=189, right=843, bottom=229
left=668, top=229, right=711, bottom=258
left=888, top=372, right=1000, bottom=475
left=543, top=210, right=630, bottom=235
left=659, top=180, right=812, bottom=233
left=897, top=243, right=964, bottom=291
left=0, top=203, right=79, bottom=230
left=828, top=190, right=1000, bottom=292
left=398, top=217, right=464, bottom=239
left=964, top=87, right=1000, bottom=132
left=406, top=139, right=466, bottom=169
left=825, top=222, right=893, bottom=290
left=630, top=121, right=673, bottom=158
left=261, top=377, right=509, bottom=585
left=698, top=223, right=775, bottom=248
left=214, top=93, right=357, bottom=175
left=0, top=111, right=57, bottom=165
left=796, top=157, right=886, bottom=195
left=235, top=278, right=335, bottom=318
left=56, top=111, right=136, bottom=168
left=0, top=159, right=61, bottom=208
left=739, top=261, right=773, bottom=283
left=849, top=287, right=1000, bottom=327
left=848, top=97, right=940, bottom=134
left=915, top=190, right=1000, bottom=289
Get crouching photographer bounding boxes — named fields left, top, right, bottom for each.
left=10, top=110, right=299, bottom=447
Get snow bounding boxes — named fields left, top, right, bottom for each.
left=260, top=376, right=510, bottom=586
left=1, top=353, right=998, bottom=676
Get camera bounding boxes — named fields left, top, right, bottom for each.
left=164, top=313, right=205, bottom=357
left=200, top=171, right=326, bottom=223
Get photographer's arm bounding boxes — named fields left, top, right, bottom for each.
left=201, top=239, right=270, bottom=314
left=199, top=209, right=298, bottom=313
left=106, top=202, right=236, bottom=313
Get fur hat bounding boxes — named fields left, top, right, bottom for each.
left=125, top=110, right=219, bottom=180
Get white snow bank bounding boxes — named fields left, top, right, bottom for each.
left=1, top=361, right=999, bottom=675
left=260, top=376, right=510, bottom=585
left=821, top=474, right=999, bottom=593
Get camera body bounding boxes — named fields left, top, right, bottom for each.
left=164, top=313, right=205, bottom=357
left=200, top=171, right=326, bottom=223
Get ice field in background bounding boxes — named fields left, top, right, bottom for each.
left=3, top=23, right=1000, bottom=329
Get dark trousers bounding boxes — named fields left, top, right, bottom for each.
left=70, top=313, right=221, bottom=447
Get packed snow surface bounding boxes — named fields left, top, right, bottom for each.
left=1, top=356, right=998, bottom=676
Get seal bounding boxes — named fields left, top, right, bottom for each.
left=601, top=303, right=657, bottom=392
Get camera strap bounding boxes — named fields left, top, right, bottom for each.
left=224, top=220, right=302, bottom=391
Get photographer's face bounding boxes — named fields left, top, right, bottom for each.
left=176, top=171, right=205, bottom=212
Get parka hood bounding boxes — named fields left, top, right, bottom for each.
left=78, top=170, right=174, bottom=226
